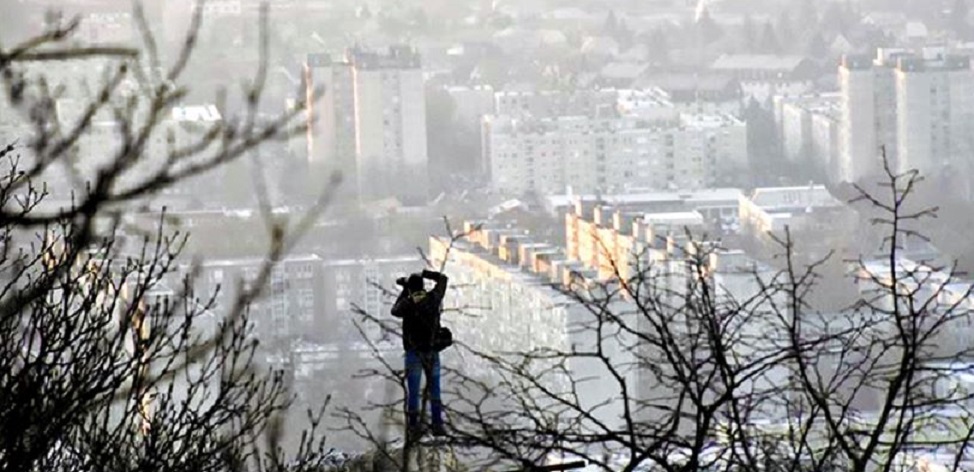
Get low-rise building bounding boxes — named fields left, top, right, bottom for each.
left=636, top=73, right=742, bottom=116
left=710, top=54, right=819, bottom=104
left=739, top=185, right=847, bottom=236
left=738, top=185, right=855, bottom=259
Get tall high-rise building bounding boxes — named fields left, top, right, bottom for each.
left=304, top=46, right=428, bottom=205
left=895, top=54, right=974, bottom=178
left=838, top=54, right=887, bottom=183
left=839, top=48, right=974, bottom=186
left=305, top=53, right=356, bottom=198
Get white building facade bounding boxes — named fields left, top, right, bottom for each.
left=484, top=113, right=746, bottom=196
left=838, top=48, right=974, bottom=187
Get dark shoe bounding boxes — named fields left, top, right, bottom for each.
left=430, top=423, right=447, bottom=437
left=407, top=424, right=425, bottom=443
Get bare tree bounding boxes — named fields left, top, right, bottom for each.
left=342, top=154, right=974, bottom=472
left=0, top=4, right=349, bottom=471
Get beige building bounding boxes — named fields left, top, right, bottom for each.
left=559, top=199, right=791, bottom=422
left=428, top=221, right=639, bottom=431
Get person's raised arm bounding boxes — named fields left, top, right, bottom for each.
left=391, top=284, right=410, bottom=318
left=422, top=269, right=449, bottom=302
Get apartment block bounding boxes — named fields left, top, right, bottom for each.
left=304, top=52, right=357, bottom=198
left=775, top=94, right=840, bottom=166
left=483, top=113, right=746, bottom=196
left=320, top=255, right=418, bottom=344
left=811, top=110, right=841, bottom=180
left=493, top=89, right=618, bottom=119
left=304, top=46, right=428, bottom=205
left=839, top=48, right=974, bottom=187
left=564, top=198, right=717, bottom=282
left=428, top=222, right=634, bottom=430
left=558, top=200, right=790, bottom=423
left=195, top=255, right=325, bottom=345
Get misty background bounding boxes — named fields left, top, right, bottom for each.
left=6, top=0, right=974, bottom=469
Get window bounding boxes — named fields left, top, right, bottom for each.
left=299, top=288, right=314, bottom=308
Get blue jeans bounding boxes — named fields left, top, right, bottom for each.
left=405, top=350, right=442, bottom=427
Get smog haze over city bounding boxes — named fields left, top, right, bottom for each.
left=6, top=0, right=974, bottom=470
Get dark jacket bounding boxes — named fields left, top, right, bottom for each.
left=391, top=270, right=448, bottom=352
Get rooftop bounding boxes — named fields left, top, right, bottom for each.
left=636, top=73, right=739, bottom=95
left=747, top=185, right=843, bottom=211
left=641, top=211, right=706, bottom=226
left=171, top=105, right=221, bottom=123
left=201, top=254, right=323, bottom=268
left=711, top=54, right=809, bottom=72
left=437, top=236, right=577, bottom=304
left=321, top=255, right=417, bottom=266
left=545, top=188, right=743, bottom=211
left=680, top=113, right=743, bottom=128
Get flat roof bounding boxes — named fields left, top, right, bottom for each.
left=545, top=188, right=743, bottom=209
left=712, top=54, right=808, bottom=71
left=642, top=211, right=705, bottom=222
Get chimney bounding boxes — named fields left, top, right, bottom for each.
left=667, top=234, right=689, bottom=259
left=498, top=235, right=523, bottom=265
left=573, top=197, right=587, bottom=218
left=614, top=210, right=633, bottom=233
left=594, top=205, right=611, bottom=226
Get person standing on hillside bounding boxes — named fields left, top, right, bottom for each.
left=392, top=269, right=450, bottom=439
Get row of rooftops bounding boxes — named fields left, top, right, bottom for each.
left=456, top=221, right=589, bottom=289
left=562, top=185, right=847, bottom=242
left=450, top=200, right=762, bottom=294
